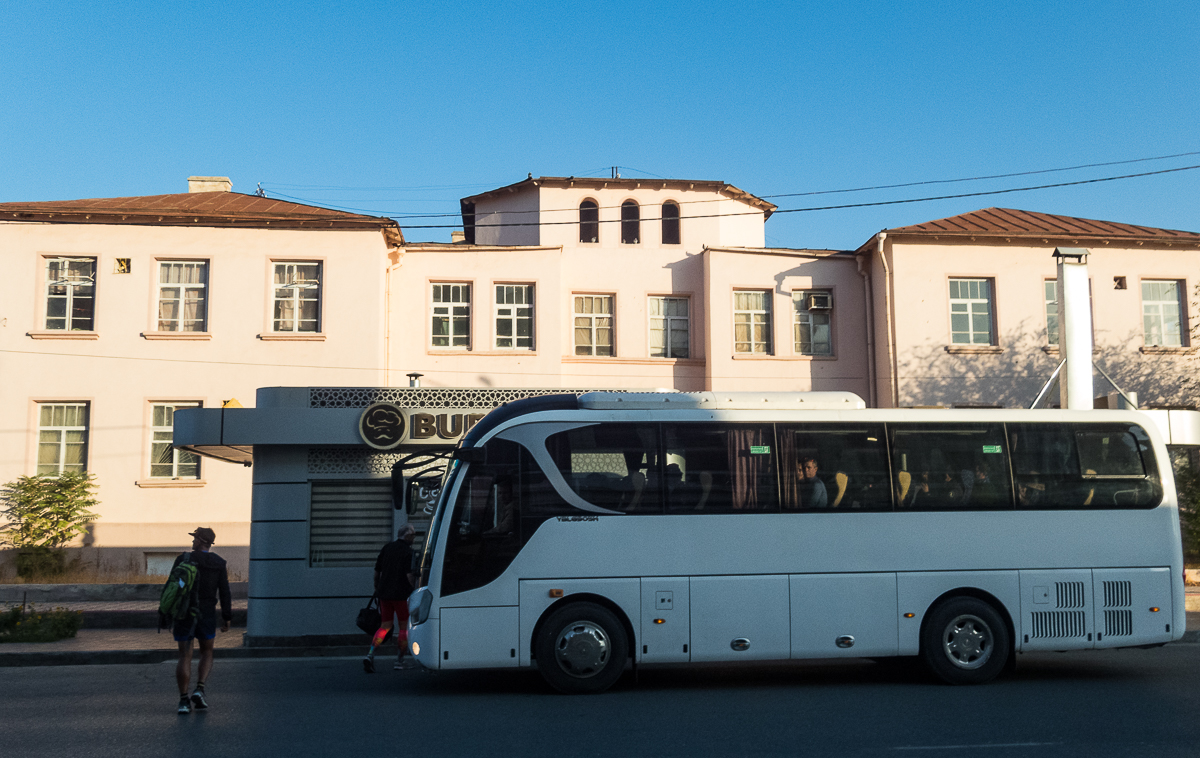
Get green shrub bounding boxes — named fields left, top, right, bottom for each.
left=0, top=473, right=98, bottom=577
left=0, top=604, right=83, bottom=643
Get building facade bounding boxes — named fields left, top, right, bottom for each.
left=0, top=178, right=401, bottom=575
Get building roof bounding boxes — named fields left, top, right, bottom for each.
left=863, top=207, right=1200, bottom=248
left=0, top=191, right=403, bottom=242
left=460, top=176, right=778, bottom=219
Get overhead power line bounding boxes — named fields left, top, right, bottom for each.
left=397, top=164, right=1200, bottom=229
left=261, top=150, right=1200, bottom=221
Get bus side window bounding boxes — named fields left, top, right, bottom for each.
left=543, top=424, right=662, bottom=514
left=890, top=424, right=1012, bottom=510
left=778, top=424, right=891, bottom=511
left=1007, top=423, right=1161, bottom=509
left=663, top=424, right=777, bottom=513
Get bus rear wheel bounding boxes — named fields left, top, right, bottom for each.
left=535, top=602, right=628, bottom=694
left=920, top=596, right=1010, bottom=685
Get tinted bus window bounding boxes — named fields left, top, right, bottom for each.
left=441, top=438, right=522, bottom=596
left=663, top=424, right=777, bottom=512
left=779, top=424, right=892, bottom=510
left=544, top=424, right=662, bottom=513
left=1008, top=423, right=1161, bottom=509
left=891, top=424, right=1012, bottom=510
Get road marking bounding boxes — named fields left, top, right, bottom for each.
left=892, top=744, right=1061, bottom=751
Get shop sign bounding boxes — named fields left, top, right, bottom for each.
left=359, top=403, right=488, bottom=450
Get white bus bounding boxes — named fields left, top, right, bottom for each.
left=406, top=392, right=1185, bottom=693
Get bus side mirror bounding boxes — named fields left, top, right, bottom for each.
left=391, top=463, right=405, bottom=511
left=452, top=447, right=486, bottom=463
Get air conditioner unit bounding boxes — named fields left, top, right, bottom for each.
left=807, top=293, right=832, bottom=310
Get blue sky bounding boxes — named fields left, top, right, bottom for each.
left=2, top=1, right=1197, bottom=249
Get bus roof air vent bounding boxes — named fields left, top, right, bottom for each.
left=577, top=391, right=866, bottom=411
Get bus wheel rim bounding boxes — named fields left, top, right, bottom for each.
left=554, top=621, right=610, bottom=678
left=942, top=613, right=993, bottom=670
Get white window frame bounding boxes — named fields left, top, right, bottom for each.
left=37, top=402, right=89, bottom=476
left=649, top=296, right=689, bottom=358
left=1044, top=280, right=1060, bottom=346
left=793, top=289, right=833, bottom=356
left=431, top=283, right=471, bottom=349
left=44, top=257, right=97, bottom=331
left=494, top=284, right=534, bottom=350
left=272, top=261, right=322, bottom=333
left=949, top=278, right=994, bottom=345
left=149, top=402, right=202, bottom=479
left=734, top=290, right=772, bottom=354
left=1142, top=279, right=1185, bottom=347
left=574, top=294, right=614, bottom=357
left=157, top=261, right=208, bottom=332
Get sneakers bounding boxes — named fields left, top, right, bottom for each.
left=190, top=690, right=208, bottom=710
left=177, top=696, right=192, bottom=715
left=363, top=654, right=375, bottom=673
left=395, top=657, right=418, bottom=670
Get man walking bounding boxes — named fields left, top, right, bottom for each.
left=174, top=527, right=232, bottom=714
left=364, top=524, right=417, bottom=672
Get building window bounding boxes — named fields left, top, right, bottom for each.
left=579, top=200, right=599, bottom=243
left=649, top=296, right=689, bottom=358
left=794, top=290, right=833, bottom=356
left=150, top=403, right=201, bottom=479
left=45, top=257, right=96, bottom=331
left=734, top=291, right=772, bottom=354
left=157, top=261, right=208, bottom=332
left=661, top=202, right=681, bottom=245
left=495, top=284, right=534, bottom=349
left=1044, top=280, right=1059, bottom=345
left=621, top=201, right=640, bottom=244
left=949, top=278, right=994, bottom=345
left=574, top=295, right=613, bottom=356
left=432, top=283, right=471, bottom=348
left=1142, top=279, right=1184, bottom=347
left=37, top=403, right=89, bottom=475
left=272, top=262, right=321, bottom=332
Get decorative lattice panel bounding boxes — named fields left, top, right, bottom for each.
left=309, top=387, right=597, bottom=409
left=307, top=448, right=404, bottom=475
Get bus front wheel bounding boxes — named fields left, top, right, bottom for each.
left=920, top=596, right=1010, bottom=685
left=535, top=602, right=628, bottom=694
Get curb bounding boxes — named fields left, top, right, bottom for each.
left=0, top=644, right=399, bottom=668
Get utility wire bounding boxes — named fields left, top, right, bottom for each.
left=397, top=164, right=1200, bottom=229
left=260, top=151, right=1200, bottom=220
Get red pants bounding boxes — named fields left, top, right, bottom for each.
left=379, top=599, right=409, bottom=643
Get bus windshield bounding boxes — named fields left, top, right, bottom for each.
left=418, top=459, right=460, bottom=587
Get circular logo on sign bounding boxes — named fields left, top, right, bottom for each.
left=359, top=403, right=406, bottom=450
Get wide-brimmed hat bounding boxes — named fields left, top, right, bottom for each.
left=189, top=527, right=217, bottom=545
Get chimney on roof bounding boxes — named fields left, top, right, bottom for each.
left=188, top=176, right=232, bottom=193
left=450, top=230, right=466, bottom=243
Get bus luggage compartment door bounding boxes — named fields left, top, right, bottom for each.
left=689, top=575, right=790, bottom=662
left=640, top=577, right=690, bottom=663
left=789, top=573, right=898, bottom=658
left=439, top=606, right=520, bottom=668
left=1092, top=567, right=1173, bottom=648
left=1018, top=569, right=1095, bottom=651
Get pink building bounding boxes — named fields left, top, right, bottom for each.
left=0, top=178, right=401, bottom=574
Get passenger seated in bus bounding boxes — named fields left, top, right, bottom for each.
left=796, top=456, right=828, bottom=508
left=1016, top=478, right=1044, bottom=508
left=961, top=462, right=1002, bottom=506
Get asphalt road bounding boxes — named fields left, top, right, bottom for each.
left=3, top=646, right=1200, bottom=758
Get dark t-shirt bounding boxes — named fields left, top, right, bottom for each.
left=170, top=550, right=233, bottom=620
left=374, top=539, right=415, bottom=600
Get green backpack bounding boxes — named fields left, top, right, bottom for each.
left=158, top=553, right=200, bottom=631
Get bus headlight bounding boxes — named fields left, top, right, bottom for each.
left=409, top=588, right=433, bottom=626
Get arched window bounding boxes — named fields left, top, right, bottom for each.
left=579, top=200, right=599, bottom=243
left=661, top=201, right=680, bottom=245
left=621, top=201, right=640, bottom=244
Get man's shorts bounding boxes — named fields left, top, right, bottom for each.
left=174, top=610, right=217, bottom=642
left=379, top=599, right=410, bottom=643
